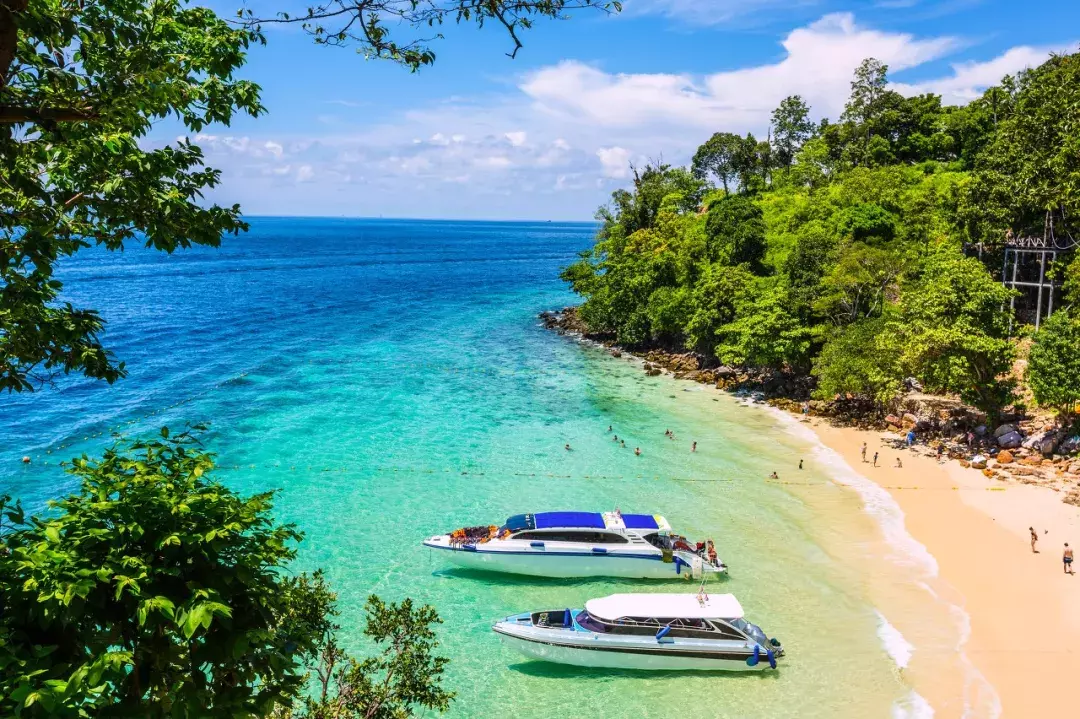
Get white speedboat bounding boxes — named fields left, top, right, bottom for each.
left=493, top=592, right=782, bottom=671
left=423, top=511, right=725, bottom=579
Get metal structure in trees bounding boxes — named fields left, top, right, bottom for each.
left=1000, top=226, right=1077, bottom=331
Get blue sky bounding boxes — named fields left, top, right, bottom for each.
left=166, top=0, right=1080, bottom=220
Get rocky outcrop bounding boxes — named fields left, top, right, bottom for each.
left=997, top=431, right=1023, bottom=449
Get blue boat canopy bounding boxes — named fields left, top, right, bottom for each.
left=621, top=513, right=660, bottom=530
left=534, top=511, right=605, bottom=529
left=503, top=514, right=534, bottom=531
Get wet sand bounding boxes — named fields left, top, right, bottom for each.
left=807, top=418, right=1080, bottom=717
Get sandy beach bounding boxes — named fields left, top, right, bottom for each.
left=806, top=417, right=1080, bottom=717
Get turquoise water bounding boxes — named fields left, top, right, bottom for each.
left=2, top=218, right=918, bottom=717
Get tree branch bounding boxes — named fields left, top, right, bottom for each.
left=0, top=105, right=98, bottom=124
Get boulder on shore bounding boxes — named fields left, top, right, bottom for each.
left=996, top=449, right=1014, bottom=464
left=993, top=423, right=1018, bottom=439
left=997, top=431, right=1023, bottom=449
left=971, top=455, right=988, bottom=469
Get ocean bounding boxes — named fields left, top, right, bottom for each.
left=2, top=218, right=951, bottom=718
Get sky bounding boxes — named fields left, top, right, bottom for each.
left=165, top=0, right=1080, bottom=221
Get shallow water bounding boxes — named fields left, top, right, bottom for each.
left=2, top=218, right=935, bottom=717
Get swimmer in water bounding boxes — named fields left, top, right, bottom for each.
left=607, top=425, right=612, bottom=432
left=565, top=444, right=571, bottom=451
left=621, top=440, right=626, bottom=448
left=769, top=471, right=779, bottom=479
left=634, top=447, right=641, bottom=456
left=692, top=441, right=697, bottom=452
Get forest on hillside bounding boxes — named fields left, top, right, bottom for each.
left=562, top=53, right=1080, bottom=420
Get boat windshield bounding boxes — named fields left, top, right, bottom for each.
left=729, top=617, right=769, bottom=647
left=575, top=610, right=608, bottom=633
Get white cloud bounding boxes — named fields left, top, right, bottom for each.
left=894, top=44, right=1071, bottom=103
left=521, top=14, right=958, bottom=132
left=596, top=147, right=632, bottom=178
left=504, top=131, right=528, bottom=146
left=179, top=14, right=1069, bottom=219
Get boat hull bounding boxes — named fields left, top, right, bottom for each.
left=494, top=626, right=768, bottom=672
left=426, top=543, right=683, bottom=579
left=423, top=537, right=721, bottom=579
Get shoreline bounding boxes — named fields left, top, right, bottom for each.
left=556, top=320, right=1080, bottom=716
left=801, top=417, right=1080, bottom=717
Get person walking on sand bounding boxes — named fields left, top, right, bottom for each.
left=872, top=451, right=878, bottom=467
left=906, top=429, right=915, bottom=448
left=798, top=459, right=803, bottom=470
left=1064, top=543, right=1074, bottom=574
left=895, top=458, right=903, bottom=468
left=861, top=443, right=867, bottom=463
left=1030, top=527, right=1039, bottom=553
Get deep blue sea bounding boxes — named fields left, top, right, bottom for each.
left=1, top=218, right=950, bottom=718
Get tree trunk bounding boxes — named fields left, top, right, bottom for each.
left=0, top=0, right=28, bottom=88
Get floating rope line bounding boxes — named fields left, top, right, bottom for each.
left=24, top=457, right=1019, bottom=492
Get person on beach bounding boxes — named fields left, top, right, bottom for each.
left=769, top=471, right=779, bottom=479
left=906, top=430, right=915, bottom=447
left=872, top=451, right=879, bottom=467
left=1064, top=543, right=1074, bottom=574
left=895, top=458, right=903, bottom=468
left=936, top=444, right=944, bottom=462
left=802, top=401, right=809, bottom=416
left=1031, top=527, right=1039, bottom=553
left=692, top=441, right=697, bottom=452
left=861, top=443, right=867, bottom=463
left=798, top=459, right=803, bottom=470
left=634, top=447, right=641, bottom=456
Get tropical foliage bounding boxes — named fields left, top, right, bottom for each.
left=0, top=428, right=452, bottom=718
left=0, top=0, right=616, bottom=392
left=564, top=50, right=1080, bottom=416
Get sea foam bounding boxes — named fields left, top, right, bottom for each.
left=755, top=399, right=1002, bottom=719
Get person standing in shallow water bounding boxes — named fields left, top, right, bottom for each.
left=1064, top=543, right=1074, bottom=574
left=1031, top=527, right=1039, bottom=553
left=692, top=441, right=697, bottom=452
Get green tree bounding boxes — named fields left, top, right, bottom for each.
left=1027, top=308, right=1080, bottom=419
left=771, top=95, right=814, bottom=169
left=842, top=58, right=889, bottom=166
left=691, top=132, right=743, bottom=193
left=288, top=597, right=453, bottom=719
left=0, top=429, right=454, bottom=718
left=966, top=51, right=1080, bottom=243
left=704, top=195, right=767, bottom=270
left=895, top=247, right=1015, bottom=414
left=0, top=0, right=264, bottom=392
left=716, top=283, right=811, bottom=370
left=813, top=317, right=904, bottom=405
left=0, top=428, right=331, bottom=716
left=0, top=0, right=616, bottom=393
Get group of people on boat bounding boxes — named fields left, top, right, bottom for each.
left=449, top=524, right=507, bottom=546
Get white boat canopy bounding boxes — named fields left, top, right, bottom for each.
left=585, top=593, right=744, bottom=621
